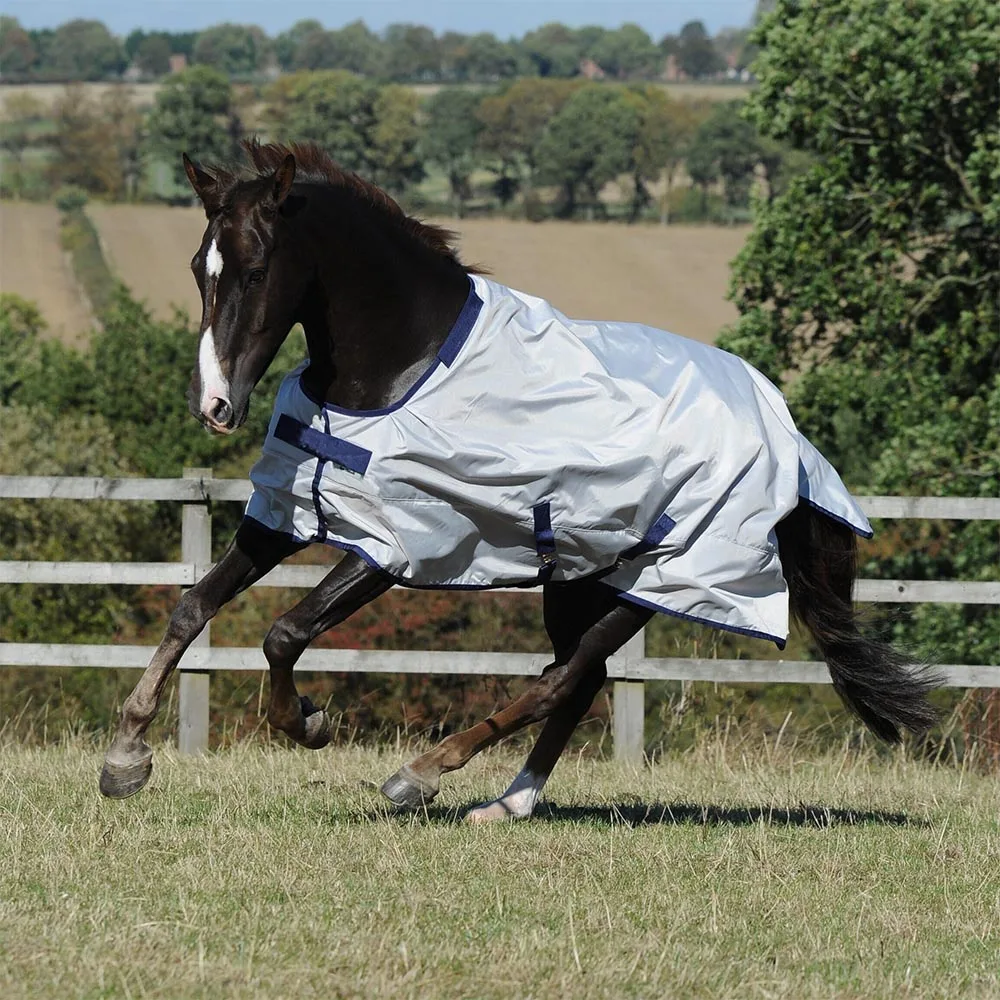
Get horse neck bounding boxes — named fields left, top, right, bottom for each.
left=292, top=188, right=470, bottom=410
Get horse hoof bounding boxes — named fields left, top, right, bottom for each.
left=380, top=765, right=439, bottom=810
left=99, top=748, right=153, bottom=799
left=299, top=696, right=332, bottom=750
left=301, top=710, right=332, bottom=750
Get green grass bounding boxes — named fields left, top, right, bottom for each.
left=1, top=738, right=997, bottom=999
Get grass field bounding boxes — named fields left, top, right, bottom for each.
left=1, top=738, right=996, bottom=999
left=87, top=204, right=748, bottom=343
left=0, top=202, right=93, bottom=344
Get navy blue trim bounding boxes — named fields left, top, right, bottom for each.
left=533, top=501, right=557, bottom=583
left=606, top=584, right=787, bottom=650
left=799, top=496, right=874, bottom=539
left=438, top=282, right=486, bottom=367
left=242, top=514, right=313, bottom=547
left=298, top=279, right=484, bottom=417
left=624, top=509, right=676, bottom=558
left=275, top=413, right=372, bottom=476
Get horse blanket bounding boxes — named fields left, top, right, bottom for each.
left=245, top=274, right=871, bottom=647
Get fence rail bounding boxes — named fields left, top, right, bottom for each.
left=2, top=472, right=997, bottom=759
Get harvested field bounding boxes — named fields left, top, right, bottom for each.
left=0, top=202, right=93, bottom=344
left=88, top=204, right=748, bottom=343
left=1, top=739, right=996, bottom=999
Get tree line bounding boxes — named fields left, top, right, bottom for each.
left=0, top=15, right=753, bottom=84
left=2, top=69, right=788, bottom=223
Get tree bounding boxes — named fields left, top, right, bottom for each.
left=192, top=23, right=271, bottom=77
left=716, top=0, right=999, bottom=667
left=370, top=85, right=424, bottom=193
left=534, top=85, right=640, bottom=218
left=685, top=101, right=763, bottom=212
left=326, top=21, right=383, bottom=75
left=422, top=88, right=483, bottom=216
left=146, top=67, right=242, bottom=189
left=274, top=19, right=324, bottom=71
left=522, top=23, right=583, bottom=77
left=476, top=78, right=583, bottom=187
left=621, top=85, right=701, bottom=222
left=264, top=70, right=379, bottom=174
left=676, top=20, right=724, bottom=79
left=443, top=31, right=521, bottom=82
left=0, top=16, right=37, bottom=78
left=590, top=23, right=661, bottom=79
left=383, top=24, right=440, bottom=81
left=135, top=33, right=172, bottom=77
left=45, top=19, right=125, bottom=81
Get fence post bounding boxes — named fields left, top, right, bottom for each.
left=178, top=467, right=212, bottom=755
left=613, top=628, right=646, bottom=763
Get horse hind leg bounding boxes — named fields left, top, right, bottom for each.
left=381, top=583, right=649, bottom=812
left=100, top=522, right=304, bottom=798
left=465, top=660, right=608, bottom=823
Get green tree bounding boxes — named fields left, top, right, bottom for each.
left=370, top=85, right=424, bottom=193
left=590, top=23, right=661, bottom=79
left=686, top=101, right=763, bottom=213
left=676, top=20, right=724, bottom=79
left=192, top=23, right=271, bottom=77
left=135, top=33, right=172, bottom=77
left=522, top=22, right=583, bottom=78
left=0, top=294, right=42, bottom=403
left=717, top=0, right=999, bottom=666
left=383, top=24, right=440, bottom=81
left=534, top=85, right=640, bottom=218
left=421, top=88, right=483, bottom=216
left=264, top=70, right=378, bottom=173
left=274, top=19, right=323, bottom=71
left=0, top=16, right=37, bottom=78
left=476, top=77, right=582, bottom=186
left=45, top=19, right=125, bottom=80
left=146, top=67, right=242, bottom=189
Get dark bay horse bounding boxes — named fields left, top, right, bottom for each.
left=100, top=141, right=938, bottom=819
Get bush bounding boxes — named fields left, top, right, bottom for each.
left=54, top=184, right=88, bottom=212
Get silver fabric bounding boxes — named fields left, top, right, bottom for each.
left=246, top=275, right=871, bottom=645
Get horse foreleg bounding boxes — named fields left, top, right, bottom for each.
left=465, top=661, right=608, bottom=823
left=261, top=553, right=393, bottom=748
left=99, top=522, right=304, bottom=798
left=381, top=592, right=650, bottom=810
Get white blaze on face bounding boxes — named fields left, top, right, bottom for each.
left=199, top=238, right=230, bottom=416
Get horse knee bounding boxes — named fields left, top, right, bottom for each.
left=263, top=615, right=307, bottom=666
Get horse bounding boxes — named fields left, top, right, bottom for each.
left=99, top=140, right=939, bottom=820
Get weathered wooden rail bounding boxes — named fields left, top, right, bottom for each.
left=2, top=470, right=998, bottom=759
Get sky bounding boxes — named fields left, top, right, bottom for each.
left=4, top=1, right=758, bottom=38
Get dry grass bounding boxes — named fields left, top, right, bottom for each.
left=87, top=204, right=747, bottom=343
left=0, top=201, right=94, bottom=344
left=1, top=738, right=996, bottom=999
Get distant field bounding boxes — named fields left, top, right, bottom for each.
left=0, top=202, right=92, bottom=343
left=0, top=80, right=749, bottom=118
left=1, top=739, right=996, bottom=999
left=87, top=204, right=748, bottom=343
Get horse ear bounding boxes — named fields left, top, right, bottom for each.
left=271, top=153, right=296, bottom=208
left=182, top=153, right=220, bottom=215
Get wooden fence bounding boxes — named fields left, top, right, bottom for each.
left=2, top=470, right=998, bottom=759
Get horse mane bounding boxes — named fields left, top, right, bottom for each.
left=209, top=138, right=474, bottom=272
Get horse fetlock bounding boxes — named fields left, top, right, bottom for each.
left=99, top=741, right=154, bottom=799
left=380, top=764, right=440, bottom=810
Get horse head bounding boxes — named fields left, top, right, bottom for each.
left=182, top=150, right=305, bottom=434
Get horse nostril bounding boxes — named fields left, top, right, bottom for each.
left=209, top=397, right=233, bottom=426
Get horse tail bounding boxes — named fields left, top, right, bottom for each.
left=775, top=502, right=941, bottom=742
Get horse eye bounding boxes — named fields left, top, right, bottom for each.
left=248, top=269, right=266, bottom=286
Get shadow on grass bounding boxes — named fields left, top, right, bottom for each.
left=366, top=800, right=921, bottom=829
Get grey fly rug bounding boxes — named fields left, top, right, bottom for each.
left=245, top=275, right=871, bottom=647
